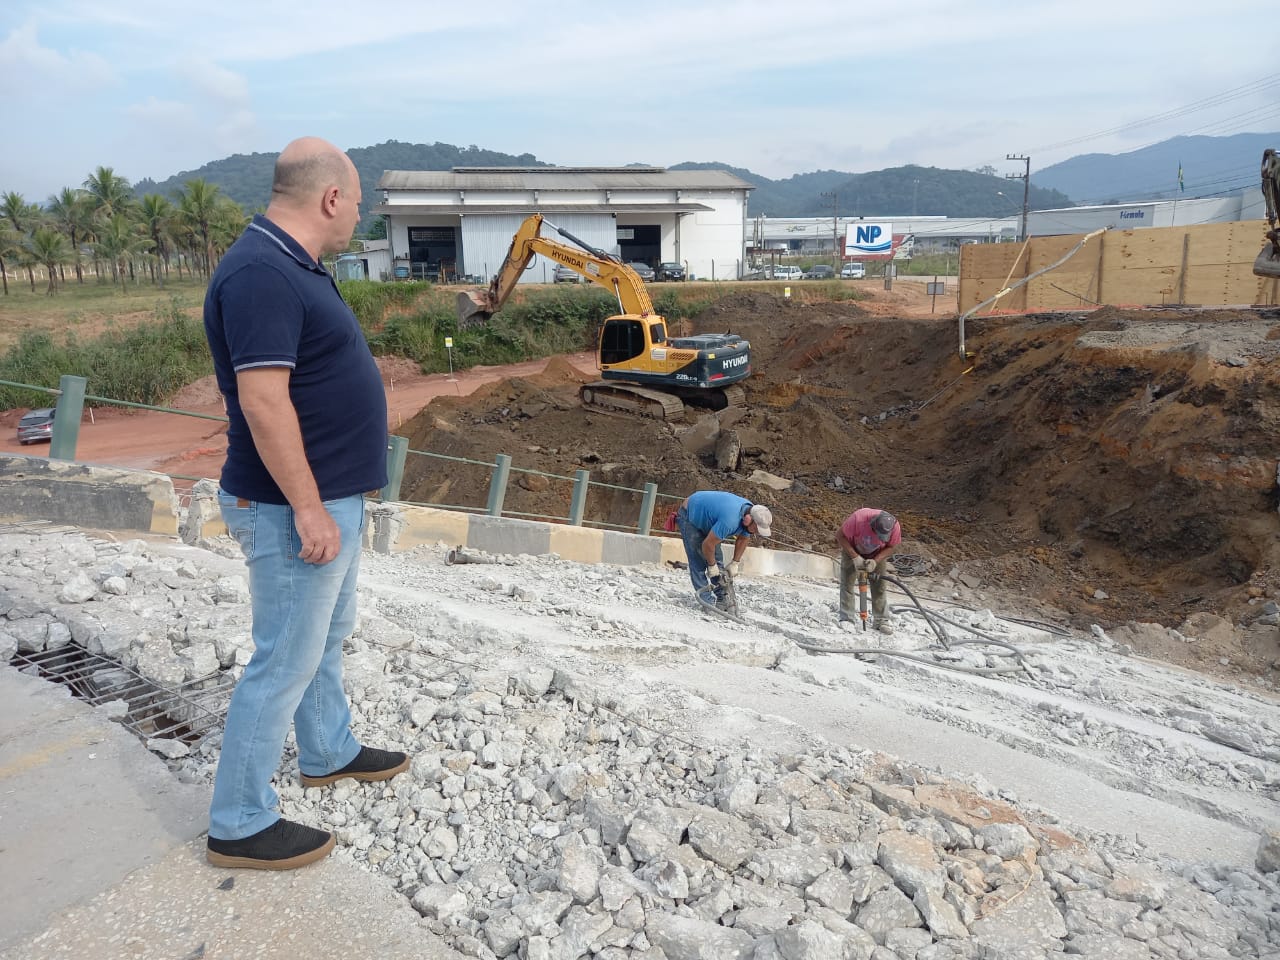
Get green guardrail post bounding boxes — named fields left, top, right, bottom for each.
left=487, top=453, right=512, bottom=517
left=637, top=482, right=658, bottom=536
left=382, top=435, right=408, bottom=502
left=49, top=375, right=86, bottom=461
left=568, top=469, right=590, bottom=526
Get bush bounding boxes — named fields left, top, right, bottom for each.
left=0, top=296, right=213, bottom=409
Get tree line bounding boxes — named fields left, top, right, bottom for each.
left=0, top=168, right=250, bottom=296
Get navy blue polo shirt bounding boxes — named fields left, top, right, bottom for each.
left=204, top=214, right=388, bottom=504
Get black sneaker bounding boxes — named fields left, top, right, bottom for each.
left=206, top=818, right=334, bottom=871
left=300, top=745, right=410, bottom=787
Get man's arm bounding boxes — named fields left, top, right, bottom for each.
left=836, top=527, right=858, bottom=559
left=701, top=531, right=724, bottom=566
left=237, top=367, right=340, bottom=565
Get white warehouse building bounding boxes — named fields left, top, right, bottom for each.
left=372, top=167, right=754, bottom=284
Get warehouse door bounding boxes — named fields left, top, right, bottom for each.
left=617, top=224, right=660, bottom=270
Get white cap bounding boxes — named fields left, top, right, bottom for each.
left=749, top=504, right=773, bottom=537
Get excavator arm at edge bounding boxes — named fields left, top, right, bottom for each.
left=1255, top=147, right=1280, bottom=280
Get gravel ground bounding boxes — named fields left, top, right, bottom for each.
left=2, top=526, right=1278, bottom=959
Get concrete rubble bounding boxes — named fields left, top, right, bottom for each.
left=1, top=526, right=1278, bottom=959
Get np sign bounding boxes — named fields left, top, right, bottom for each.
left=845, top=221, right=893, bottom=256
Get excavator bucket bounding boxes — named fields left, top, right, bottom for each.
left=1254, top=234, right=1280, bottom=280
left=457, top=290, right=494, bottom=327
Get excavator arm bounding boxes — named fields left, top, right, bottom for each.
left=1255, top=148, right=1280, bottom=279
left=458, top=213, right=655, bottom=325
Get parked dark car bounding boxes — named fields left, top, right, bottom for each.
left=17, top=407, right=56, bottom=445
left=802, top=264, right=835, bottom=280
left=656, top=262, right=685, bottom=282
left=626, top=262, right=656, bottom=282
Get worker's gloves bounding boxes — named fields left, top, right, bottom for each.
left=852, top=556, right=876, bottom=572
left=705, top=563, right=721, bottom=580
left=726, top=561, right=741, bottom=577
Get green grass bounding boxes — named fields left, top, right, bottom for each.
left=0, top=274, right=869, bottom=410
left=0, top=295, right=213, bottom=409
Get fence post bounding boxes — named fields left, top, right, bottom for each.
left=49, top=375, right=86, bottom=461
left=487, top=454, right=512, bottom=517
left=637, top=482, right=658, bottom=536
left=382, top=435, right=408, bottom=502
left=569, top=469, right=590, bottom=526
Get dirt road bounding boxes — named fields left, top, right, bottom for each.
left=0, top=352, right=600, bottom=488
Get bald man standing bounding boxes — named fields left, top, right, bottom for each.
left=203, top=137, right=408, bottom=870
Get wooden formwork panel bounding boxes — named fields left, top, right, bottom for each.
left=958, top=220, right=1275, bottom=311
left=1025, top=235, right=1097, bottom=311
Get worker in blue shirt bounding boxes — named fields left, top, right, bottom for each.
left=675, top=491, right=772, bottom=610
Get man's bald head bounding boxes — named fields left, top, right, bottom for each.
left=264, top=136, right=362, bottom=258
left=271, top=137, right=354, bottom=204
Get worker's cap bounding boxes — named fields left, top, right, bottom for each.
left=871, top=510, right=897, bottom=542
left=749, top=504, right=773, bottom=537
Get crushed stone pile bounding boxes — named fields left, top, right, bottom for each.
left=2, top=528, right=1279, bottom=959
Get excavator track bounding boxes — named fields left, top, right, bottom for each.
left=579, top=382, right=686, bottom=421
left=720, top=384, right=747, bottom=409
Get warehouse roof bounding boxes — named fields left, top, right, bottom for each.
left=377, top=167, right=754, bottom=192
left=370, top=202, right=714, bottom=217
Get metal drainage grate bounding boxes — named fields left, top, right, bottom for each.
left=10, top=643, right=233, bottom=747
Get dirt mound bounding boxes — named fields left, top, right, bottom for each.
left=398, top=294, right=1280, bottom=678
left=167, top=375, right=223, bottom=410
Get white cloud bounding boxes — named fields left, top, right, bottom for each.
left=0, top=19, right=115, bottom=95
left=1, top=0, right=1273, bottom=198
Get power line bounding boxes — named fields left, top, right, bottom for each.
left=1029, top=72, right=1280, bottom=154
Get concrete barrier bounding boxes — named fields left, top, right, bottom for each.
left=0, top=457, right=837, bottom=582
left=0, top=454, right=178, bottom=536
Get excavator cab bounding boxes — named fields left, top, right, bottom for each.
left=1255, top=148, right=1280, bottom=280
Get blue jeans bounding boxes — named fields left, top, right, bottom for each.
left=209, top=491, right=365, bottom=840
left=676, top=507, right=726, bottom=602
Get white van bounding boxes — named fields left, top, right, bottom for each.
left=771, top=265, right=803, bottom=281
left=841, top=262, right=865, bottom=279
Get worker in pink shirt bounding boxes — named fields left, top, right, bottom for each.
left=836, top=508, right=901, bottom=633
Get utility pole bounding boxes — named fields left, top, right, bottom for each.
left=820, top=191, right=839, bottom=268
left=1006, top=154, right=1030, bottom=242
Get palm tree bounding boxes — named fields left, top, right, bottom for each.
left=46, top=187, right=93, bottom=284
left=209, top=196, right=250, bottom=260
left=28, top=227, right=72, bottom=295
left=1, top=191, right=43, bottom=290
left=93, top=213, right=151, bottom=289
left=138, top=194, right=176, bottom=285
left=0, top=224, right=20, bottom=295
left=82, top=166, right=134, bottom=221
left=175, top=179, right=220, bottom=277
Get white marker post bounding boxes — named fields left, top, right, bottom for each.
left=445, top=336, right=457, bottom=382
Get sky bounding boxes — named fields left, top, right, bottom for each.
left=2, top=1, right=1276, bottom=202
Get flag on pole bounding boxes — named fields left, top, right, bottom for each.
left=1177, top=162, right=1185, bottom=193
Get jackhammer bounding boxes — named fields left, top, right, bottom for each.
left=857, top=567, right=870, bottom=630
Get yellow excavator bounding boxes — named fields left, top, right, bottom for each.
left=1255, top=148, right=1280, bottom=279
left=457, top=214, right=751, bottom=420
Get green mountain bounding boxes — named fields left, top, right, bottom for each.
left=673, top=162, right=1072, bottom=218
left=111, top=131, right=1280, bottom=224
left=1033, top=132, right=1279, bottom=204
left=133, top=140, right=547, bottom=221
